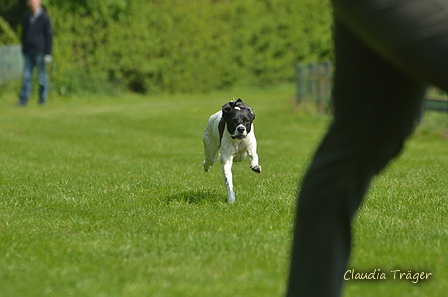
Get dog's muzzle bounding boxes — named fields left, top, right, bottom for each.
left=231, top=125, right=247, bottom=139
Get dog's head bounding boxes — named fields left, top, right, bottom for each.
left=222, top=98, right=255, bottom=139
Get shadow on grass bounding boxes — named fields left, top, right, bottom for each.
left=166, top=190, right=225, bottom=204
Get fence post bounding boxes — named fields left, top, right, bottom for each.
left=308, top=63, right=316, bottom=103
left=296, top=63, right=304, bottom=104
left=317, top=63, right=325, bottom=113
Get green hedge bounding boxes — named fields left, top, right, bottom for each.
left=48, top=0, right=333, bottom=94
left=0, top=16, right=19, bottom=44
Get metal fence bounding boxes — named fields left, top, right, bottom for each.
left=296, top=62, right=332, bottom=113
left=424, top=96, right=448, bottom=113
left=0, top=44, right=23, bottom=85
left=296, top=61, right=448, bottom=113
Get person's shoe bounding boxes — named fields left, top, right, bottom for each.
left=16, top=102, right=27, bottom=107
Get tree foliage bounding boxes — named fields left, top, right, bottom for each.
left=0, top=17, right=19, bottom=44
left=1, top=0, right=333, bottom=94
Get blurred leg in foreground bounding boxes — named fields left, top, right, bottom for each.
left=286, top=1, right=448, bottom=296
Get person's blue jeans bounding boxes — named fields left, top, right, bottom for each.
left=19, top=54, right=48, bottom=105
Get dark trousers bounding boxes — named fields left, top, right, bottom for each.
left=286, top=1, right=448, bottom=296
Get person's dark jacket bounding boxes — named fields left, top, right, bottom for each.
left=21, top=8, right=53, bottom=56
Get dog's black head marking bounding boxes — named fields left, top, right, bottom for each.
left=222, top=98, right=255, bottom=139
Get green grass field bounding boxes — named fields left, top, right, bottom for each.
left=0, top=85, right=447, bottom=296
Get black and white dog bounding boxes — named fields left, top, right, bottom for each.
left=203, top=98, right=261, bottom=203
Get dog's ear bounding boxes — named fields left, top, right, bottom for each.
left=234, top=98, right=255, bottom=120
left=249, top=108, right=256, bottom=120
left=222, top=102, right=233, bottom=113
left=234, top=98, right=247, bottom=109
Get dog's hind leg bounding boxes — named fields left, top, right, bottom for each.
left=203, top=147, right=219, bottom=172
left=203, top=132, right=220, bottom=172
left=222, top=157, right=236, bottom=203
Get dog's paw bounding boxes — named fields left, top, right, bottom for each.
left=203, top=161, right=212, bottom=172
left=227, top=193, right=236, bottom=203
left=250, top=165, right=262, bottom=174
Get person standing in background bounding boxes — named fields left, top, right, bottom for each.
left=18, top=0, right=52, bottom=106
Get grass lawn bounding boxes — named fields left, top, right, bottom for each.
left=0, top=84, right=447, bottom=296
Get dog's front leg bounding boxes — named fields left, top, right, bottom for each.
left=222, top=156, right=236, bottom=203
left=246, top=140, right=262, bottom=174
left=249, top=156, right=261, bottom=173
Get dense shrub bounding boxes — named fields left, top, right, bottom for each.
left=0, top=16, right=19, bottom=44
left=3, top=0, right=333, bottom=94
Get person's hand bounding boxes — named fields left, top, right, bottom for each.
left=44, top=55, right=52, bottom=64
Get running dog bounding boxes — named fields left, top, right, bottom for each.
left=202, top=98, right=261, bottom=203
